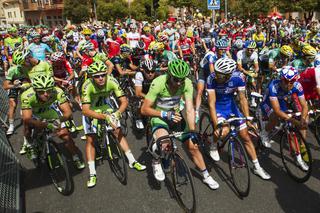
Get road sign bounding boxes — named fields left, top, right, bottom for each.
left=208, top=0, right=220, bottom=10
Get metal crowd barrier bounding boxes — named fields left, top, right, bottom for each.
left=0, top=78, right=20, bottom=213
left=0, top=78, right=9, bottom=128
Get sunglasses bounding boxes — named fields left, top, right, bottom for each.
left=247, top=48, right=254, bottom=51
left=145, top=70, right=155, bottom=74
left=35, top=88, right=54, bottom=94
left=215, top=72, right=231, bottom=80
left=92, top=73, right=106, bottom=79
left=170, top=75, right=185, bottom=83
left=84, top=34, right=91, bottom=36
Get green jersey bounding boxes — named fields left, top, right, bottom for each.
left=291, top=59, right=313, bottom=73
left=81, top=76, right=124, bottom=111
left=20, top=86, right=67, bottom=119
left=27, top=61, right=53, bottom=80
left=6, top=65, right=29, bottom=81
left=92, top=52, right=109, bottom=63
left=4, top=36, right=23, bottom=50
left=145, top=74, right=193, bottom=111
left=161, top=50, right=178, bottom=62
left=268, top=48, right=280, bottom=64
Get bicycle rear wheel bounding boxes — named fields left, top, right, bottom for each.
left=310, top=115, right=320, bottom=147
left=228, top=137, right=250, bottom=197
left=171, top=153, right=196, bottom=213
left=106, top=133, right=128, bottom=185
left=47, top=140, right=73, bottom=195
left=199, top=112, right=214, bottom=156
left=280, top=131, right=312, bottom=183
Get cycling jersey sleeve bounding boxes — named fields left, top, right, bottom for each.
left=206, top=73, right=216, bottom=90
left=81, top=79, right=93, bottom=105
left=236, top=51, right=243, bottom=64
left=292, top=82, right=305, bottom=98
left=20, top=88, right=35, bottom=110
left=268, top=81, right=279, bottom=101
left=56, top=87, right=68, bottom=104
left=145, top=78, right=162, bottom=102
left=64, top=60, right=73, bottom=75
left=108, top=76, right=125, bottom=98
left=134, top=72, right=144, bottom=87
left=6, top=66, right=18, bottom=81
left=44, top=43, right=53, bottom=53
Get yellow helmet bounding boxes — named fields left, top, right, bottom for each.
left=280, top=45, right=294, bottom=57
left=143, top=26, right=151, bottom=33
left=186, top=29, right=193, bottom=38
left=81, top=28, right=93, bottom=35
left=152, top=42, right=165, bottom=51
left=302, top=45, right=317, bottom=56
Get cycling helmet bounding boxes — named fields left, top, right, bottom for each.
left=186, top=29, right=193, bottom=38
left=168, top=59, right=190, bottom=79
left=8, top=27, right=17, bottom=33
left=234, top=39, right=243, bottom=49
left=179, top=28, right=186, bottom=35
left=82, top=28, right=93, bottom=35
left=152, top=42, right=165, bottom=51
left=214, top=58, right=237, bottom=74
left=143, top=26, right=151, bottom=33
left=41, top=36, right=50, bottom=43
left=159, top=33, right=168, bottom=42
left=80, top=41, right=94, bottom=52
left=215, top=39, right=229, bottom=49
left=141, top=59, right=156, bottom=71
left=246, top=40, right=257, bottom=49
left=302, top=45, right=317, bottom=57
left=280, top=66, right=299, bottom=82
left=87, top=61, right=107, bottom=75
left=30, top=31, right=40, bottom=38
left=280, top=45, right=294, bottom=58
left=12, top=49, right=30, bottom=65
left=120, top=44, right=132, bottom=54
left=137, top=41, right=146, bottom=50
left=31, top=74, right=55, bottom=90
left=50, top=52, right=65, bottom=62
left=97, top=29, right=105, bottom=38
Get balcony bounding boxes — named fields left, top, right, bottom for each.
left=23, top=0, right=64, bottom=11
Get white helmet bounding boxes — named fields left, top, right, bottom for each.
left=97, top=29, right=105, bottom=38
left=214, top=58, right=237, bottom=74
left=234, top=39, right=243, bottom=49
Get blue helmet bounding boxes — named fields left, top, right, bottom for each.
left=215, top=39, right=228, bottom=49
left=280, top=66, right=299, bottom=82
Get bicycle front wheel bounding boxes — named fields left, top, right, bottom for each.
left=106, top=133, right=128, bottom=185
left=280, top=131, right=312, bottom=183
left=228, top=137, right=250, bottom=197
left=171, top=153, right=197, bottom=213
left=47, top=140, right=73, bottom=195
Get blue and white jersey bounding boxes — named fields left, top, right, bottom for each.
left=207, top=71, right=246, bottom=109
left=314, top=53, right=320, bottom=67
left=28, top=43, right=52, bottom=61
left=200, top=51, right=217, bottom=70
left=261, top=79, right=305, bottom=113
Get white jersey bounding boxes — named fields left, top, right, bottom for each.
left=236, top=49, right=258, bottom=69
left=127, top=32, right=140, bottom=48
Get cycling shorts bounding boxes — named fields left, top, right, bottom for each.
left=216, top=104, right=247, bottom=130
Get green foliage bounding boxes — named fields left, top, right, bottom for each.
left=63, top=0, right=91, bottom=24
left=97, top=0, right=128, bottom=22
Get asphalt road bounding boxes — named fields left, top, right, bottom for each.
left=8, top=110, right=320, bottom=213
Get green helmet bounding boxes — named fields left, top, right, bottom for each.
left=31, top=74, right=55, bottom=90
left=168, top=59, right=190, bottom=79
left=8, top=27, right=17, bottom=33
left=87, top=61, right=107, bottom=75
left=12, top=49, right=30, bottom=65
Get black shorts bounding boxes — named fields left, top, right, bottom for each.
left=197, top=67, right=210, bottom=84
left=8, top=88, right=19, bottom=99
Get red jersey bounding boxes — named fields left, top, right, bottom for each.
left=90, top=39, right=99, bottom=49
left=299, top=67, right=320, bottom=100
left=81, top=54, right=94, bottom=68
left=141, top=34, right=155, bottom=50
left=106, top=37, right=123, bottom=58
left=51, top=60, right=73, bottom=79
left=177, top=38, right=193, bottom=55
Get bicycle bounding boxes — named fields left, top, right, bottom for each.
left=93, top=114, right=128, bottom=185
left=147, top=131, right=197, bottom=213
left=27, top=126, right=73, bottom=195
left=257, top=110, right=313, bottom=182
left=199, top=112, right=251, bottom=197
left=307, top=100, right=320, bottom=147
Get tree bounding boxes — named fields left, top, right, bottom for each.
left=97, top=0, right=128, bottom=22
left=63, top=0, right=91, bottom=24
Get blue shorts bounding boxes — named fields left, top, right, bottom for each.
left=216, top=103, right=247, bottom=130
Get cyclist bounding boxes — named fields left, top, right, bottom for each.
left=20, top=74, right=85, bottom=170
left=140, top=26, right=155, bottom=50
left=195, top=39, right=230, bottom=123
left=206, top=57, right=270, bottom=179
left=81, top=61, right=146, bottom=188
left=110, top=44, right=137, bottom=77
left=298, top=66, right=320, bottom=101
left=4, top=27, right=23, bottom=65
left=292, top=45, right=317, bottom=73
left=269, top=45, right=294, bottom=73
left=260, top=66, right=309, bottom=155
left=141, top=59, right=220, bottom=190
left=77, top=28, right=99, bottom=59
left=176, top=28, right=196, bottom=72
left=28, top=32, right=53, bottom=61
left=134, top=59, right=158, bottom=129
left=105, top=28, right=124, bottom=58
left=2, top=49, right=31, bottom=136
left=237, top=41, right=260, bottom=106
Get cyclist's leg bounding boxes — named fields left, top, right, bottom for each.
left=7, top=89, right=18, bottom=134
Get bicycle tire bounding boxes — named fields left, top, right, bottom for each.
left=106, top=133, right=128, bottom=185
left=47, top=140, right=73, bottom=195
left=199, top=112, right=214, bottom=157
left=280, top=131, right=312, bottom=183
left=145, top=122, right=153, bottom=147
left=311, top=116, right=320, bottom=147
left=171, top=153, right=197, bottom=213
left=228, top=137, right=251, bottom=197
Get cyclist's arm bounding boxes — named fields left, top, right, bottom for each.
left=185, top=97, right=195, bottom=131
left=22, top=109, right=47, bottom=129
left=3, top=80, right=15, bottom=90
left=135, top=86, right=145, bottom=98
left=237, top=62, right=246, bottom=73
left=82, top=104, right=107, bottom=120
left=190, top=42, right=196, bottom=55
left=141, top=99, right=161, bottom=117
left=298, top=96, right=308, bottom=121
left=177, top=45, right=183, bottom=59
left=115, top=64, right=130, bottom=76
left=238, top=90, right=250, bottom=117
left=58, top=102, right=73, bottom=122
left=105, top=60, right=114, bottom=75
left=269, top=98, right=291, bottom=120
left=207, top=89, right=218, bottom=128
left=253, top=61, right=259, bottom=72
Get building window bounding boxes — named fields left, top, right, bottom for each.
left=8, top=12, right=12, bottom=18
left=47, top=16, right=51, bottom=19
left=20, top=11, right=23, bottom=18
left=14, top=11, right=16, bottom=18
left=31, top=0, right=38, bottom=3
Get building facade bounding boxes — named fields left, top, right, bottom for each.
left=0, top=1, right=6, bottom=26
left=1, top=0, right=26, bottom=26
left=23, top=0, right=65, bottom=26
